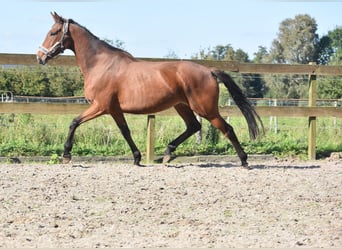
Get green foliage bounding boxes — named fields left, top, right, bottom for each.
left=263, top=74, right=308, bottom=99
left=205, top=124, right=220, bottom=146
left=251, top=16, right=341, bottom=99
left=253, top=46, right=269, bottom=63
left=193, top=44, right=249, bottom=62
left=268, top=14, right=319, bottom=64
left=318, top=76, right=342, bottom=99
left=317, top=26, right=342, bottom=65
left=192, top=45, right=266, bottom=98
left=316, top=35, right=333, bottom=65
left=0, top=114, right=341, bottom=160
left=0, top=66, right=83, bottom=97
left=102, top=37, right=125, bottom=49
left=48, top=153, right=60, bottom=164
left=316, top=27, right=342, bottom=99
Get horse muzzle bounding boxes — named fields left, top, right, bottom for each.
left=37, top=45, right=48, bottom=65
left=37, top=55, right=48, bottom=65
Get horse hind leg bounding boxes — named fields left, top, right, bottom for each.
left=163, top=104, right=201, bottom=164
left=209, top=115, right=249, bottom=168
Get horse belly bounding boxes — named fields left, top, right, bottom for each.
left=117, top=63, right=186, bottom=114
left=119, top=88, right=180, bottom=114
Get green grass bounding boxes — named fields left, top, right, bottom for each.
left=0, top=113, right=341, bottom=160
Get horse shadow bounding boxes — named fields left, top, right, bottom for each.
left=162, top=160, right=321, bottom=170
left=69, top=156, right=321, bottom=170
left=249, top=164, right=321, bottom=170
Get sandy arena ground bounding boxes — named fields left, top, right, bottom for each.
left=0, top=157, right=341, bottom=248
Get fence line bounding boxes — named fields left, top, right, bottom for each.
left=1, top=102, right=342, bottom=117
left=1, top=53, right=342, bottom=75
left=1, top=53, right=342, bottom=162
left=3, top=95, right=342, bottom=106
left=0, top=91, right=13, bottom=102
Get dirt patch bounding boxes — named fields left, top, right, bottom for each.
left=0, top=158, right=341, bottom=247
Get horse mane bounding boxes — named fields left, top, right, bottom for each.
left=69, top=19, right=136, bottom=60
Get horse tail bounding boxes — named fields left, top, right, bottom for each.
left=212, top=70, right=264, bottom=140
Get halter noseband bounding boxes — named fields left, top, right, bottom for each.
left=39, top=20, right=70, bottom=58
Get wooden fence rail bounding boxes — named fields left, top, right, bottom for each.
left=1, top=53, right=342, bottom=162
left=1, top=102, right=342, bottom=118
left=1, top=53, right=342, bottom=75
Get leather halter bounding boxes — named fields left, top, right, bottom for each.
left=38, top=20, right=70, bottom=58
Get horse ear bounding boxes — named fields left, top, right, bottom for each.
left=51, top=11, right=63, bottom=23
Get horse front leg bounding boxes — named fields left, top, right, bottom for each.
left=63, top=104, right=104, bottom=163
left=111, top=113, right=141, bottom=166
left=63, top=118, right=79, bottom=163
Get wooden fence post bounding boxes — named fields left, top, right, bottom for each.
left=308, top=62, right=317, bottom=160
left=195, top=114, right=202, bottom=144
left=272, top=99, right=278, bottom=134
left=146, top=115, right=155, bottom=163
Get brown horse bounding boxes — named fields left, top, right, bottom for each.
left=37, top=12, right=263, bottom=167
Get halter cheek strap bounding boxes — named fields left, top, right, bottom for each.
left=39, top=20, right=70, bottom=58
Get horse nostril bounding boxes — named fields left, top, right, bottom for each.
left=37, top=56, right=45, bottom=65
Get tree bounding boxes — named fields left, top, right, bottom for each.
left=103, top=38, right=125, bottom=49
left=264, top=14, right=320, bottom=99
left=327, top=26, right=342, bottom=65
left=316, top=26, right=342, bottom=65
left=318, top=76, right=342, bottom=99
left=164, top=50, right=179, bottom=59
left=316, top=35, right=333, bottom=65
left=192, top=44, right=267, bottom=100
left=317, top=27, right=342, bottom=99
left=268, top=14, right=319, bottom=64
left=328, top=27, right=342, bottom=52
left=253, top=46, right=269, bottom=63
left=0, top=66, right=84, bottom=97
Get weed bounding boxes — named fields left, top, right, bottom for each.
left=0, top=114, right=341, bottom=159
left=48, top=153, right=60, bottom=164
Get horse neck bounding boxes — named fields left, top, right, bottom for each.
left=69, top=23, right=133, bottom=78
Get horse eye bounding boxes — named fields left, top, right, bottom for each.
left=50, top=29, right=61, bottom=36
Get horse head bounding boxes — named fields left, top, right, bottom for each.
left=37, top=12, right=72, bottom=65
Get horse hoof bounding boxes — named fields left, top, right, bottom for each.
left=162, top=154, right=171, bottom=164
left=242, top=162, right=252, bottom=170
left=133, top=151, right=141, bottom=166
left=62, top=156, right=71, bottom=164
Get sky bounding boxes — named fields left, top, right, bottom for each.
left=1, top=0, right=341, bottom=59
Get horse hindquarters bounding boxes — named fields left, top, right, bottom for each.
left=178, top=66, right=250, bottom=167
